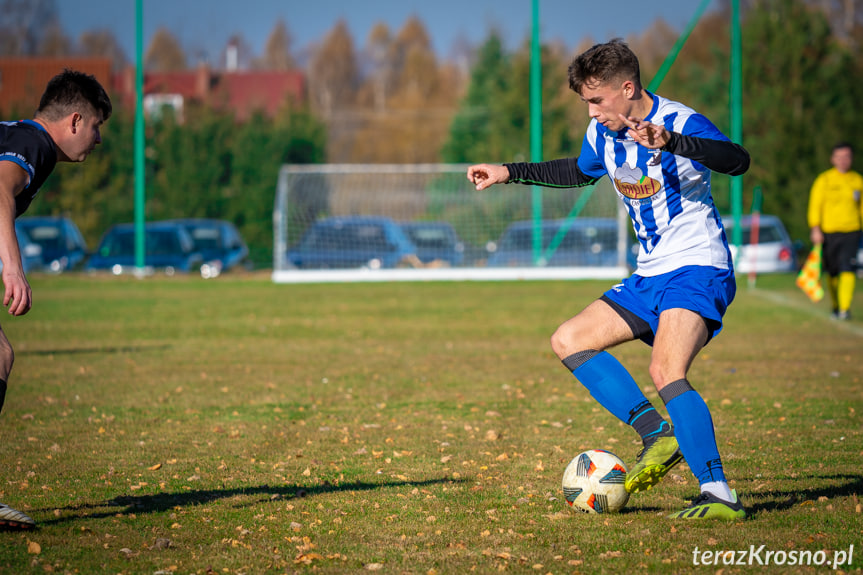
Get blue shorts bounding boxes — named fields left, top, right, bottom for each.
left=602, top=265, right=736, bottom=346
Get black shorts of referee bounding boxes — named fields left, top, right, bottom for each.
left=822, top=230, right=862, bottom=276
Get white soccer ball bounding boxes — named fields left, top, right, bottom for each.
left=562, top=449, right=630, bottom=513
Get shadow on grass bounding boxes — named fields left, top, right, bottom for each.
left=18, top=344, right=173, bottom=356
left=743, top=473, right=863, bottom=514
left=34, top=477, right=461, bottom=526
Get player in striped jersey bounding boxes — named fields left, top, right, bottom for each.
left=467, top=39, right=748, bottom=520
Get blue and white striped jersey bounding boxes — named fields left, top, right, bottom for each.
left=578, top=93, right=733, bottom=277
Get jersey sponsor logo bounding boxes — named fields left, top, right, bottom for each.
left=613, top=163, right=661, bottom=199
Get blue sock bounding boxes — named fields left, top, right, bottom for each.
left=563, top=350, right=667, bottom=438
left=660, top=379, right=726, bottom=485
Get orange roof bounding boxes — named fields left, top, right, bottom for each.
left=140, top=66, right=305, bottom=120
left=0, top=57, right=305, bottom=121
left=0, top=57, right=112, bottom=115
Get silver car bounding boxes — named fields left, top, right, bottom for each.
left=723, top=214, right=796, bottom=274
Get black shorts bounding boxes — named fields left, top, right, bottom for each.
left=822, top=231, right=861, bottom=276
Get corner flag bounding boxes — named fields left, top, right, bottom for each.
left=795, top=245, right=824, bottom=303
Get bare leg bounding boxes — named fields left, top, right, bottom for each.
left=0, top=326, right=12, bottom=414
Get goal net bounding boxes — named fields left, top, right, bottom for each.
left=272, top=164, right=630, bottom=283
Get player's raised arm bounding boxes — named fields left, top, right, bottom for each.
left=467, top=164, right=510, bottom=191
left=618, top=113, right=750, bottom=176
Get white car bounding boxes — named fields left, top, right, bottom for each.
left=857, top=236, right=863, bottom=278
left=723, top=214, right=797, bottom=274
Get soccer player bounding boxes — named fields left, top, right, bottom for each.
left=0, top=69, right=111, bottom=529
left=467, top=39, right=749, bottom=520
left=807, top=142, right=863, bottom=321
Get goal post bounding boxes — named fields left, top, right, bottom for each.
left=272, top=164, right=630, bottom=283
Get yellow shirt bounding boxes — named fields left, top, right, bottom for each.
left=807, top=167, right=863, bottom=233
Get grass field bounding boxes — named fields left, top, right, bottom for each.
left=0, top=272, right=861, bottom=574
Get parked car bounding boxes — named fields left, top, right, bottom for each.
left=722, top=214, right=796, bottom=274
left=858, top=235, right=863, bottom=279
left=166, top=218, right=250, bottom=278
left=16, top=216, right=87, bottom=272
left=85, top=222, right=203, bottom=275
left=0, top=222, right=44, bottom=274
left=288, top=216, right=418, bottom=270
left=487, top=218, right=622, bottom=267
left=399, top=221, right=465, bottom=266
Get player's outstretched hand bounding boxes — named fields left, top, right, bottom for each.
left=467, top=164, right=510, bottom=191
left=619, top=114, right=670, bottom=150
left=2, top=270, right=32, bottom=316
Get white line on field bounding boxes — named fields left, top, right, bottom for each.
left=748, top=288, right=863, bottom=337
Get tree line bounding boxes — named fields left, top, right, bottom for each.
left=2, top=0, right=862, bottom=264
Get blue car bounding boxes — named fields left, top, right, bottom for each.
left=16, top=216, right=88, bottom=272
left=399, top=221, right=465, bottom=267
left=487, top=218, right=623, bottom=268
left=86, top=222, right=203, bottom=275
left=166, top=218, right=250, bottom=278
left=288, top=216, right=418, bottom=270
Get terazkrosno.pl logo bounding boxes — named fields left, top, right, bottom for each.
left=692, top=544, right=854, bottom=569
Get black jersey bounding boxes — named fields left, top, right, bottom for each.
left=0, top=120, right=58, bottom=217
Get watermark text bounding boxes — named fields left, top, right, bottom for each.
left=692, top=544, right=854, bottom=569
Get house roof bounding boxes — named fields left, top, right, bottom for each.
left=0, top=57, right=112, bottom=115
left=142, top=66, right=305, bottom=120
left=0, top=57, right=305, bottom=121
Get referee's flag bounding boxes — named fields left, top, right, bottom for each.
left=796, top=245, right=824, bottom=303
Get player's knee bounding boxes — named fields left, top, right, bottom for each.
left=648, top=360, right=674, bottom=389
left=550, top=322, right=590, bottom=359
left=550, top=328, right=567, bottom=359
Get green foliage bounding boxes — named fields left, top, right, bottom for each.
left=443, top=32, right=576, bottom=165
left=670, top=0, right=863, bottom=241
left=441, top=32, right=511, bottom=163
left=26, top=104, right=327, bottom=267
left=737, top=0, right=863, bottom=243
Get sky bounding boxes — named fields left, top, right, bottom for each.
left=56, top=0, right=720, bottom=66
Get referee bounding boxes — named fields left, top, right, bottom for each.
left=807, top=142, right=863, bottom=321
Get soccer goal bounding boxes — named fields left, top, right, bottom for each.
left=272, top=164, right=630, bottom=283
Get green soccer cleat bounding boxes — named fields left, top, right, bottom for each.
left=667, top=489, right=747, bottom=520
left=0, top=503, right=35, bottom=529
left=624, top=434, right=683, bottom=494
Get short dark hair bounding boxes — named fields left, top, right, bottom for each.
left=568, top=38, right=642, bottom=95
left=832, top=141, right=853, bottom=153
left=36, top=69, right=112, bottom=122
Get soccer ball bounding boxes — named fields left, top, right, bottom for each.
left=562, top=449, right=630, bottom=513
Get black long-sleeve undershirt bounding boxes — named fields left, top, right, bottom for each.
left=504, top=132, right=750, bottom=188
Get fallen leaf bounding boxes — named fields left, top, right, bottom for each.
left=154, top=538, right=172, bottom=549
left=148, top=463, right=162, bottom=471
